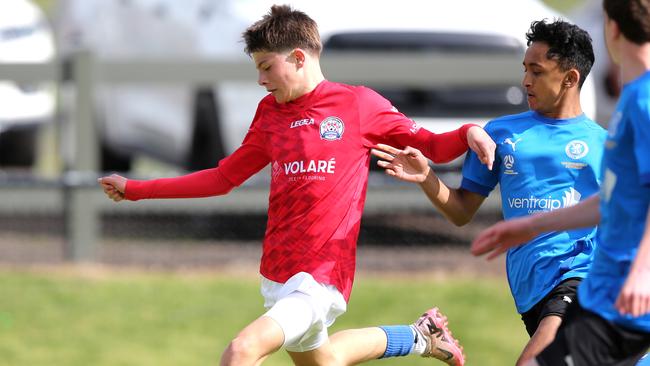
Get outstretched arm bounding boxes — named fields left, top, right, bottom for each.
left=98, top=168, right=236, bottom=202
left=417, top=124, right=495, bottom=167
left=615, top=205, right=650, bottom=317
left=372, top=144, right=486, bottom=226
left=97, top=137, right=269, bottom=202
left=471, top=194, right=601, bottom=260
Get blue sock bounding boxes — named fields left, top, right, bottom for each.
left=379, top=325, right=415, bottom=358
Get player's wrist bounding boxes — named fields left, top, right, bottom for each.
left=417, top=166, right=432, bottom=184
left=459, top=124, right=481, bottom=145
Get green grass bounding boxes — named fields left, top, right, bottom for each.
left=0, top=270, right=527, bottom=365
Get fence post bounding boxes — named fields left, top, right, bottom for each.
left=63, top=51, right=99, bottom=262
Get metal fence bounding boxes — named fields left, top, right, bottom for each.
left=0, top=52, right=512, bottom=262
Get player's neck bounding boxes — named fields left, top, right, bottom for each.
left=539, top=95, right=583, bottom=120
left=619, top=41, right=650, bottom=84
left=295, top=64, right=325, bottom=99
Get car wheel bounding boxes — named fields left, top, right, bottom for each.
left=0, top=126, right=38, bottom=167
left=186, top=88, right=226, bottom=171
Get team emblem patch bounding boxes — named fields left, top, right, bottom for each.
left=565, top=140, right=589, bottom=159
left=319, top=116, right=344, bottom=141
left=504, top=154, right=515, bottom=169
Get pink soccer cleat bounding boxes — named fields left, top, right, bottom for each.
left=414, top=307, right=465, bottom=366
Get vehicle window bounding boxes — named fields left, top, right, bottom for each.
left=324, top=31, right=528, bottom=118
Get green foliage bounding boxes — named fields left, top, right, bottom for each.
left=0, top=271, right=527, bottom=365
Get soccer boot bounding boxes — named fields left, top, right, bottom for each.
left=414, top=307, right=465, bottom=366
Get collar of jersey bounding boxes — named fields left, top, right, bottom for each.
left=277, top=79, right=328, bottom=110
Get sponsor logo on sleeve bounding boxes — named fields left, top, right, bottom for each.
left=409, top=121, right=421, bottom=134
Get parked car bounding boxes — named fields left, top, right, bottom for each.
left=0, top=0, right=56, bottom=167
left=54, top=0, right=596, bottom=172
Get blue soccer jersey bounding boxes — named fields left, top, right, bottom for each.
left=462, top=111, right=606, bottom=313
left=579, top=70, right=650, bottom=332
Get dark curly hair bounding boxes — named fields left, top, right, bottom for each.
left=604, top=0, right=650, bottom=45
left=526, top=19, right=595, bottom=88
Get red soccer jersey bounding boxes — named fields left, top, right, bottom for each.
left=126, top=80, right=471, bottom=301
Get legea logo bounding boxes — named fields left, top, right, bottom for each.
left=508, top=188, right=581, bottom=212
left=290, top=118, right=314, bottom=129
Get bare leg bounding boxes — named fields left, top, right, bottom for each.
left=287, top=339, right=341, bottom=366
left=516, top=315, right=562, bottom=366
left=329, top=327, right=388, bottom=364
left=220, top=315, right=284, bottom=366
left=287, top=328, right=387, bottom=366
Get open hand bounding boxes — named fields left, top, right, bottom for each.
left=615, top=267, right=650, bottom=317
left=371, top=143, right=430, bottom=183
left=470, top=216, right=536, bottom=260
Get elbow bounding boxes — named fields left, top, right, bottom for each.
left=447, top=210, right=476, bottom=227
left=219, top=185, right=235, bottom=196
left=450, top=216, right=471, bottom=227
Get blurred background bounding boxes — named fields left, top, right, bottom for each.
left=0, top=0, right=618, bottom=365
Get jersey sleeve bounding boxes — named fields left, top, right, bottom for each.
left=630, top=96, right=650, bottom=186
left=217, top=117, right=271, bottom=186
left=125, top=107, right=271, bottom=200
left=357, top=87, right=471, bottom=163
left=460, top=122, right=500, bottom=196
left=125, top=168, right=236, bottom=200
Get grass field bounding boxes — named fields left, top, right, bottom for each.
left=0, top=269, right=527, bottom=366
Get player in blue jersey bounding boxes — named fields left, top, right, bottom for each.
left=372, top=19, right=606, bottom=365
left=471, top=0, right=650, bottom=365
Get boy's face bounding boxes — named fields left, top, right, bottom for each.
left=522, top=42, right=572, bottom=115
left=252, top=50, right=303, bottom=104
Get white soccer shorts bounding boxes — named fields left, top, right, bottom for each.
left=261, top=271, right=347, bottom=352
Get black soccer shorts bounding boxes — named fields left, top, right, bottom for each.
left=521, top=277, right=582, bottom=337
left=536, top=298, right=650, bottom=366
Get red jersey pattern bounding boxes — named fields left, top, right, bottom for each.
left=126, top=80, right=471, bottom=301
left=217, top=80, right=469, bottom=301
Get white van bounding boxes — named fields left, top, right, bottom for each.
left=0, top=0, right=56, bottom=167
left=55, top=0, right=596, bottom=172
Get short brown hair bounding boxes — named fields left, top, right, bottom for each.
left=243, top=4, right=322, bottom=56
left=603, top=0, right=650, bottom=44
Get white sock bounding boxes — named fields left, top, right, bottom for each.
left=409, top=324, right=428, bottom=355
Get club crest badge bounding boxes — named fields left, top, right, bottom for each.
left=319, top=116, right=344, bottom=141
left=565, top=140, right=589, bottom=159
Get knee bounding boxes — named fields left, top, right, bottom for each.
left=221, top=335, right=261, bottom=365
left=516, top=355, right=539, bottom=366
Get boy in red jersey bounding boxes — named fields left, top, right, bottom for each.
left=99, top=5, right=495, bottom=366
